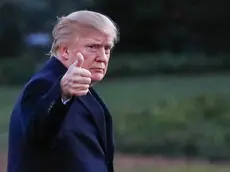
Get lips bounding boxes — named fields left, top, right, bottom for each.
left=91, top=68, right=104, bottom=72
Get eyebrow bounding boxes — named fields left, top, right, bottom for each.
left=89, top=41, right=113, bottom=48
left=105, top=42, right=114, bottom=47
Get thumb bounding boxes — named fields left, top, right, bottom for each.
left=73, top=53, right=84, bottom=68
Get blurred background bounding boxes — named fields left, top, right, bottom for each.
left=1, top=0, right=230, bottom=171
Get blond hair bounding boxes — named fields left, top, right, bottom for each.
left=49, top=10, right=119, bottom=57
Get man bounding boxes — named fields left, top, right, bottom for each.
left=7, top=10, right=119, bottom=172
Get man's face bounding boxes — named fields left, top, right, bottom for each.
left=66, top=30, right=114, bottom=82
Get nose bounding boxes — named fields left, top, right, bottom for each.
left=96, top=48, right=108, bottom=62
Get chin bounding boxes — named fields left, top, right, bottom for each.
left=91, top=73, right=105, bottom=82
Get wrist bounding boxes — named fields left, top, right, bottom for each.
left=61, top=93, right=71, bottom=101
left=60, top=78, right=71, bottom=101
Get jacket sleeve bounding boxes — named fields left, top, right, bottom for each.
left=21, top=77, right=73, bottom=148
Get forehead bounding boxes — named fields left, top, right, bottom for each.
left=78, top=30, right=114, bottom=45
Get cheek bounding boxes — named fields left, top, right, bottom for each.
left=81, top=61, right=90, bottom=70
left=105, top=57, right=110, bottom=67
left=81, top=57, right=95, bottom=69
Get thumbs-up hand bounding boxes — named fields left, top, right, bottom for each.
left=60, top=53, right=92, bottom=100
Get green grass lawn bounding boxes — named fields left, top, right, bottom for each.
left=116, top=165, right=230, bottom=172
left=1, top=74, right=230, bottom=171
left=96, top=73, right=230, bottom=114
left=1, top=74, right=230, bottom=143
left=113, top=154, right=230, bottom=172
left=116, top=164, right=230, bottom=172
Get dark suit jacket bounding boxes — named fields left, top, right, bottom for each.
left=7, top=57, right=115, bottom=172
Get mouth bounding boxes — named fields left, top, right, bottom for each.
left=90, top=68, right=104, bottom=73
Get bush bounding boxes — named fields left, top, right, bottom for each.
left=114, top=93, right=230, bottom=161
left=107, top=53, right=230, bottom=77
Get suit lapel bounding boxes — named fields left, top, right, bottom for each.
left=78, top=92, right=107, bottom=154
left=89, top=88, right=115, bottom=157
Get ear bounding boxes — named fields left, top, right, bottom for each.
left=58, top=46, right=69, bottom=60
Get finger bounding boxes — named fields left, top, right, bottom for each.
left=72, top=84, right=90, bottom=90
left=73, top=77, right=91, bottom=84
left=73, top=53, right=84, bottom=68
left=74, top=68, right=91, bottom=77
left=71, top=89, right=89, bottom=97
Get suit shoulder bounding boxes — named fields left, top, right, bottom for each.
left=20, top=75, right=53, bottom=100
left=25, top=74, right=52, bottom=91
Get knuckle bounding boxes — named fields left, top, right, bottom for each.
left=83, top=90, right=88, bottom=95
left=82, top=69, right=91, bottom=77
left=87, top=72, right=92, bottom=77
left=87, top=77, right=91, bottom=83
left=82, top=85, right=89, bottom=90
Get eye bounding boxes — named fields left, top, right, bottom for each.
left=105, top=45, right=112, bottom=52
left=87, top=45, right=97, bottom=50
left=104, top=45, right=111, bottom=51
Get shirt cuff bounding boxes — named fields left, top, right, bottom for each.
left=61, top=97, right=72, bottom=105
